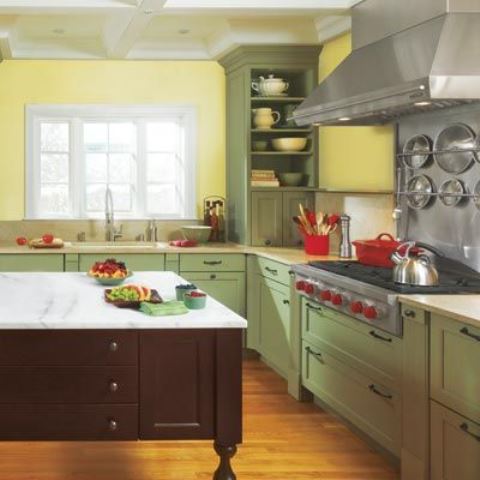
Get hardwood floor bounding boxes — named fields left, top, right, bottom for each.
left=0, top=358, right=399, bottom=480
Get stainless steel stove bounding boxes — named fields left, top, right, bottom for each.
left=292, top=261, right=480, bottom=337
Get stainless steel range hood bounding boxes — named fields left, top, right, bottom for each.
left=294, top=0, right=480, bottom=126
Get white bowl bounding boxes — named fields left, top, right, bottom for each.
left=181, top=226, right=212, bottom=243
left=272, top=137, right=308, bottom=152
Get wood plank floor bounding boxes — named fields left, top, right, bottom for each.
left=0, top=358, right=399, bottom=480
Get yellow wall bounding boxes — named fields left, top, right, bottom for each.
left=0, top=60, right=226, bottom=220
left=318, top=34, right=394, bottom=191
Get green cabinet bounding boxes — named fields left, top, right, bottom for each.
left=282, top=191, right=315, bottom=247
left=251, top=191, right=283, bottom=247
left=78, top=254, right=165, bottom=272
left=0, top=254, right=64, bottom=272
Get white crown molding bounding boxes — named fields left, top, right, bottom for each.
left=315, top=14, right=351, bottom=44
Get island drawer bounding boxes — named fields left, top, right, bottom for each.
left=0, top=366, right=138, bottom=404
left=0, top=404, right=138, bottom=440
left=0, top=331, right=138, bottom=366
left=179, top=254, right=245, bottom=272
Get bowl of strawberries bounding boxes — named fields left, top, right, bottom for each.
left=88, top=258, right=133, bottom=286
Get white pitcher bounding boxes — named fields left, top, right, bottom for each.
left=252, top=108, right=281, bottom=130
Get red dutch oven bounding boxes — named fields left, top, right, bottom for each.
left=353, top=233, right=418, bottom=268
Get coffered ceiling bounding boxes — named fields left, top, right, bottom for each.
left=0, top=0, right=359, bottom=60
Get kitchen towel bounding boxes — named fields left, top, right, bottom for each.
left=140, top=300, right=189, bottom=316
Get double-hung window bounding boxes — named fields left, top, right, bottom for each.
left=26, top=105, right=197, bottom=219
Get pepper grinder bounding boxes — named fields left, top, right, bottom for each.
left=339, top=214, right=352, bottom=258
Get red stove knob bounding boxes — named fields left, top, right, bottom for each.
left=304, top=283, right=315, bottom=295
left=332, top=294, right=343, bottom=306
left=350, top=301, right=363, bottom=314
left=364, top=306, right=378, bottom=320
left=320, top=290, right=332, bottom=301
left=295, top=280, right=306, bottom=291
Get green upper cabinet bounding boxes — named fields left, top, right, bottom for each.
left=219, top=46, right=320, bottom=246
left=0, top=254, right=64, bottom=272
left=78, top=254, right=166, bottom=272
left=282, top=191, right=315, bottom=247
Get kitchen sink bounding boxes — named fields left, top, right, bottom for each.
left=65, top=241, right=161, bottom=249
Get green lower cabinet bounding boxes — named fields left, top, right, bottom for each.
left=0, top=254, right=64, bottom=272
left=181, top=271, right=246, bottom=317
left=78, top=254, right=166, bottom=272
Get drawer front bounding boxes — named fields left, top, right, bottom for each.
left=0, top=254, right=64, bottom=272
left=180, top=254, right=245, bottom=272
left=0, top=366, right=137, bottom=404
left=0, top=404, right=138, bottom=440
left=0, top=331, right=138, bottom=366
left=302, top=299, right=401, bottom=388
left=302, top=339, right=400, bottom=455
left=79, top=254, right=165, bottom=272
left=255, top=256, right=291, bottom=285
left=431, top=400, right=480, bottom=480
left=431, top=315, right=480, bottom=422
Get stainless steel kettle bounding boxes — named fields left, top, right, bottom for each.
left=391, top=242, right=439, bottom=286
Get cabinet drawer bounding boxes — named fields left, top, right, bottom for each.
left=302, top=339, right=400, bottom=455
left=431, top=315, right=480, bottom=422
left=180, top=254, right=245, bottom=272
left=79, top=254, right=165, bottom=272
left=302, top=300, right=401, bottom=389
left=0, top=404, right=138, bottom=440
left=0, top=331, right=138, bottom=366
left=431, top=400, right=480, bottom=480
left=255, top=256, right=291, bottom=285
left=0, top=254, right=64, bottom=272
left=0, top=366, right=137, bottom=404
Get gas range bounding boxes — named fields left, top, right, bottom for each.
left=292, top=261, right=480, bottom=337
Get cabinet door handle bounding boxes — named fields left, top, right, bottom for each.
left=369, top=330, right=393, bottom=343
left=210, top=274, right=217, bottom=280
left=368, top=384, right=393, bottom=399
left=283, top=299, right=290, bottom=305
left=108, top=419, right=118, bottom=431
left=109, top=341, right=119, bottom=352
left=204, top=260, right=222, bottom=266
left=109, top=381, right=119, bottom=393
left=460, top=423, right=480, bottom=442
left=264, top=239, right=272, bottom=246
left=460, top=327, right=480, bottom=342
left=305, top=346, right=323, bottom=360
left=306, top=302, right=323, bottom=312
left=265, top=267, right=278, bottom=275
left=403, top=309, right=416, bottom=318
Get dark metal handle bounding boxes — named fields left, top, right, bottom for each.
left=109, top=341, right=118, bottom=352
left=265, top=267, right=278, bottom=275
left=210, top=274, right=217, bottom=280
left=108, top=419, right=118, bottom=431
left=306, top=302, right=323, bottom=312
left=404, top=309, right=416, bottom=318
left=204, top=260, right=222, bottom=266
left=283, top=299, right=290, bottom=305
left=460, top=327, right=480, bottom=342
left=369, top=384, right=393, bottom=399
left=460, top=423, right=480, bottom=442
left=288, top=270, right=294, bottom=276
left=306, top=346, right=323, bottom=360
left=369, top=330, right=392, bottom=343
left=109, top=381, right=119, bottom=393
left=264, top=239, right=272, bottom=246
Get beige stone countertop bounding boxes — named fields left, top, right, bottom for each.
left=399, top=294, right=480, bottom=330
left=0, top=242, right=343, bottom=266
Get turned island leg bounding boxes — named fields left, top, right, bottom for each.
left=213, top=443, right=237, bottom=480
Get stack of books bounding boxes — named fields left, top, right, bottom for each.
left=251, top=170, right=279, bottom=187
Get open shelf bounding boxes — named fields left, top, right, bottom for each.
left=251, top=151, right=313, bottom=156
left=251, top=96, right=305, bottom=103
left=251, top=186, right=318, bottom=192
left=251, top=128, right=312, bottom=133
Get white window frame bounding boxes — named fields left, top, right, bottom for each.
left=25, top=104, right=197, bottom=220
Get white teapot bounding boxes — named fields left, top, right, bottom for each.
left=252, top=74, right=289, bottom=97
left=252, top=108, right=281, bottom=130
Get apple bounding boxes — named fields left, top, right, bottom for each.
left=42, top=233, right=54, bottom=244
left=16, top=236, right=28, bottom=246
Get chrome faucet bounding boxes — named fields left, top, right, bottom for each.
left=146, top=219, right=157, bottom=242
left=105, top=187, right=123, bottom=242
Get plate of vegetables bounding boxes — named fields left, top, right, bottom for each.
left=105, top=284, right=162, bottom=309
left=88, top=258, right=133, bottom=286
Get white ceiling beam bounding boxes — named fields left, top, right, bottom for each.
left=164, top=0, right=356, bottom=9
left=315, top=14, right=351, bottom=44
left=0, top=0, right=136, bottom=14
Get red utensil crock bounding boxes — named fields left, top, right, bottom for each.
left=304, top=235, right=330, bottom=255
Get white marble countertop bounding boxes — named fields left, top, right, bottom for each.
left=0, top=272, right=247, bottom=330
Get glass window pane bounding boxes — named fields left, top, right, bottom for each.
left=41, top=154, right=69, bottom=183
left=40, top=184, right=70, bottom=214
left=86, top=154, right=107, bottom=183
left=111, top=184, right=132, bottom=212
left=147, top=122, right=179, bottom=152
left=86, top=184, right=106, bottom=212
left=109, top=123, right=136, bottom=153
left=41, top=123, right=69, bottom=152
left=109, top=153, right=134, bottom=183
left=147, top=153, right=176, bottom=183
left=84, top=123, right=108, bottom=153
left=147, top=184, right=177, bottom=215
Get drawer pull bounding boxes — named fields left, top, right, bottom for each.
left=305, top=346, right=323, bottom=360
left=288, top=270, right=294, bottom=276
left=283, top=299, right=290, bottom=305
left=368, top=384, right=393, bottom=399
left=306, top=302, right=323, bottom=312
left=264, top=239, right=272, bottom=246
left=108, top=419, right=118, bottom=432
left=460, top=423, right=480, bottom=442
left=204, top=260, right=222, bottom=266
left=404, top=309, right=416, bottom=318
left=109, top=381, right=119, bottom=393
left=460, top=327, right=480, bottom=342
left=369, top=330, right=392, bottom=343
left=210, top=274, right=217, bottom=280
left=265, top=267, right=278, bottom=275
left=109, top=341, right=119, bottom=352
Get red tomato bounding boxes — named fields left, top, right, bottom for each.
left=42, top=234, right=54, bottom=244
left=16, top=236, right=28, bottom=246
